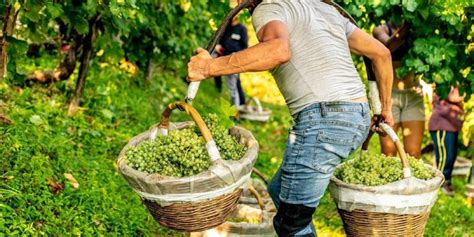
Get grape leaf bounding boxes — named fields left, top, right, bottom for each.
left=216, top=97, right=236, bottom=128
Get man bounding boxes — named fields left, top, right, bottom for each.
left=187, top=1, right=393, bottom=236
left=217, top=15, right=249, bottom=107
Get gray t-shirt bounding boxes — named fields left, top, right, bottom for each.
left=252, top=0, right=367, bottom=115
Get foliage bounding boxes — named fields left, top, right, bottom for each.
left=340, top=0, right=473, bottom=100
left=461, top=96, right=474, bottom=157
left=1, top=0, right=230, bottom=81
left=0, top=65, right=187, bottom=235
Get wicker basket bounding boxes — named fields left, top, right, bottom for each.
left=239, top=168, right=276, bottom=212
left=191, top=183, right=276, bottom=237
left=143, top=189, right=242, bottom=232
left=238, top=97, right=271, bottom=122
left=330, top=124, right=444, bottom=237
left=117, top=102, right=259, bottom=232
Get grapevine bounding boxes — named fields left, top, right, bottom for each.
left=125, top=114, right=246, bottom=177
left=334, top=153, right=435, bottom=186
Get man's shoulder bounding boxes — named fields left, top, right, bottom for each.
left=253, top=0, right=292, bottom=14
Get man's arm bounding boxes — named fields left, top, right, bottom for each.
left=348, top=28, right=394, bottom=126
left=187, top=20, right=290, bottom=82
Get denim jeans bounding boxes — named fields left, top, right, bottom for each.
left=225, top=74, right=244, bottom=106
left=268, top=102, right=370, bottom=237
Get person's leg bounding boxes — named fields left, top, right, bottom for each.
left=432, top=131, right=457, bottom=195
left=236, top=76, right=246, bottom=106
left=214, top=76, right=222, bottom=92
left=399, top=89, right=426, bottom=158
left=225, top=74, right=240, bottom=106
left=273, top=102, right=370, bottom=237
left=380, top=123, right=400, bottom=156
left=441, top=132, right=459, bottom=182
left=268, top=167, right=282, bottom=209
left=400, top=121, right=425, bottom=158
left=268, top=167, right=318, bottom=235
left=430, top=131, right=441, bottom=169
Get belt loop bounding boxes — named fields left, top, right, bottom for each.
left=321, top=102, right=327, bottom=117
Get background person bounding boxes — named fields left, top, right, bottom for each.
left=429, top=87, right=465, bottom=196
left=187, top=1, right=393, bottom=235
left=217, top=15, right=248, bottom=107
left=373, top=21, right=425, bottom=158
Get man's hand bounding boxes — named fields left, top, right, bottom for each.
left=370, top=110, right=394, bottom=135
left=381, top=109, right=394, bottom=127
left=187, top=48, right=212, bottom=82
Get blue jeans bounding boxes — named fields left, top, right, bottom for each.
left=430, top=131, right=459, bottom=182
left=225, top=74, right=245, bottom=106
left=268, top=102, right=370, bottom=236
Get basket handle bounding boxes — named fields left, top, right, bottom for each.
left=245, top=97, right=264, bottom=113
left=379, top=123, right=412, bottom=178
left=150, top=101, right=222, bottom=162
left=247, top=185, right=266, bottom=211
left=252, top=167, right=269, bottom=185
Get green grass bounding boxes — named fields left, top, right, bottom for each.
left=1, top=60, right=473, bottom=236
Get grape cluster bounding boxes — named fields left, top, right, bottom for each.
left=334, top=153, right=435, bottom=186
left=125, top=114, right=246, bottom=177
left=202, top=114, right=246, bottom=161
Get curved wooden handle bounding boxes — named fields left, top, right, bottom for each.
left=158, top=101, right=213, bottom=143
left=247, top=185, right=265, bottom=211
left=394, top=139, right=410, bottom=169
left=379, top=123, right=411, bottom=177
left=206, top=0, right=262, bottom=54
left=252, top=167, right=269, bottom=185
left=186, top=0, right=262, bottom=103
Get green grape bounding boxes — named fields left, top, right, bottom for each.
left=334, top=153, right=435, bottom=186
left=124, top=114, right=247, bottom=177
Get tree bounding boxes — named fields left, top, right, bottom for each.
left=339, top=0, right=473, bottom=99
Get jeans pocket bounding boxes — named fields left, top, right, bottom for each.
left=317, top=129, right=356, bottom=160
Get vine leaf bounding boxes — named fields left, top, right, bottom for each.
left=217, top=97, right=236, bottom=128
left=402, top=0, right=418, bottom=12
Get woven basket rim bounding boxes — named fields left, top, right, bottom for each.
left=239, top=107, right=272, bottom=115
left=330, top=163, right=444, bottom=193
left=117, top=122, right=258, bottom=184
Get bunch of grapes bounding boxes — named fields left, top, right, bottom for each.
left=334, top=153, right=435, bottom=186
left=203, top=114, right=246, bottom=161
left=125, top=114, right=246, bottom=177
